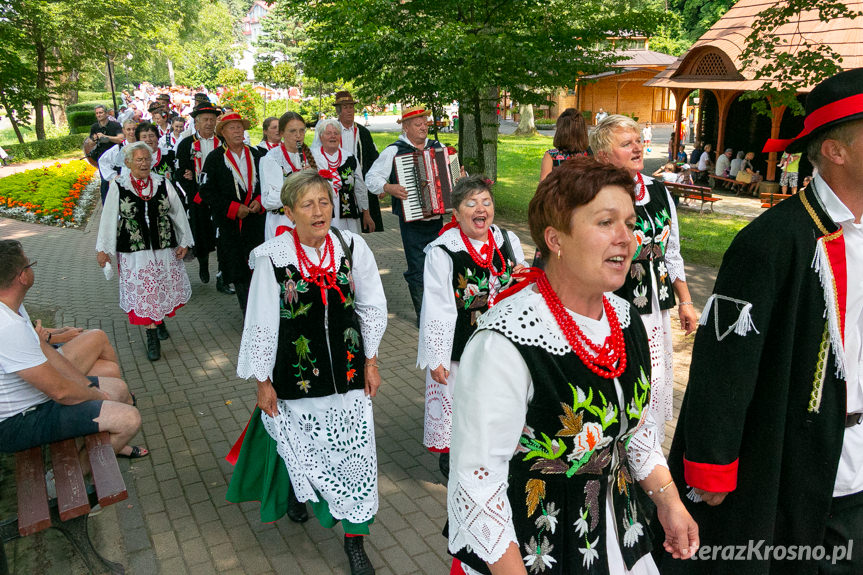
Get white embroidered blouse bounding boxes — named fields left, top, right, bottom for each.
left=236, top=230, right=387, bottom=383
left=639, top=174, right=686, bottom=284
left=447, top=288, right=666, bottom=567
left=417, top=226, right=525, bottom=371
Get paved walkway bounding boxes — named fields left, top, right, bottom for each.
left=0, top=195, right=718, bottom=573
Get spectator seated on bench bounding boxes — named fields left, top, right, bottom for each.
left=0, top=240, right=148, bottom=464
left=33, top=324, right=122, bottom=380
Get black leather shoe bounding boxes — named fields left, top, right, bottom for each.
left=199, top=266, right=210, bottom=284
left=156, top=322, right=170, bottom=340
left=344, top=535, right=375, bottom=575
left=216, top=275, right=236, bottom=295
left=287, top=489, right=309, bottom=523
left=145, top=328, right=160, bottom=361
left=439, top=452, right=450, bottom=480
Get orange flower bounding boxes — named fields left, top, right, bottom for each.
left=346, top=368, right=357, bottom=381
left=347, top=351, right=355, bottom=362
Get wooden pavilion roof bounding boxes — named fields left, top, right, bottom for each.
left=646, top=0, right=863, bottom=92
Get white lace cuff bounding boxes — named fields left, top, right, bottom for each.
left=626, top=411, right=668, bottom=481
left=417, top=318, right=456, bottom=369
left=236, top=324, right=278, bottom=381
left=357, top=304, right=386, bottom=358
left=665, top=256, right=686, bottom=284
left=447, top=469, right=518, bottom=565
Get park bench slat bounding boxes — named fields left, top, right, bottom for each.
left=86, top=432, right=127, bottom=507
left=49, top=439, right=91, bottom=521
left=14, top=447, right=51, bottom=536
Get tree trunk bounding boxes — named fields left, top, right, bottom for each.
left=167, top=57, right=176, bottom=86
left=0, top=93, right=25, bottom=144
left=514, top=104, right=537, bottom=136
left=478, top=86, right=499, bottom=180
left=459, top=87, right=499, bottom=180
left=34, top=39, right=47, bottom=140
left=459, top=98, right=477, bottom=174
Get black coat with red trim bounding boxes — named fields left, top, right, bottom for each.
left=198, top=145, right=266, bottom=284
left=660, top=186, right=848, bottom=574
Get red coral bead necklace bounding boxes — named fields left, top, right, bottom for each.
left=291, top=229, right=345, bottom=305
left=460, top=228, right=506, bottom=277
left=131, top=175, right=154, bottom=200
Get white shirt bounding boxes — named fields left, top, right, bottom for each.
left=815, top=175, right=863, bottom=496
left=715, top=154, right=731, bottom=176
left=642, top=126, right=652, bottom=141
left=697, top=151, right=710, bottom=172
left=340, top=122, right=357, bottom=157
left=365, top=134, right=431, bottom=195
left=98, top=142, right=126, bottom=181
left=0, top=302, right=50, bottom=421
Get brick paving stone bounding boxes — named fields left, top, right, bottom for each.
left=1, top=202, right=717, bottom=574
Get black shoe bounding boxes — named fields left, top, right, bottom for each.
left=145, top=328, right=160, bottom=361
left=216, top=275, right=235, bottom=295
left=199, top=266, right=210, bottom=284
left=344, top=536, right=375, bottom=575
left=156, top=322, right=170, bottom=340
left=439, top=452, right=450, bottom=480
left=287, top=489, right=308, bottom=523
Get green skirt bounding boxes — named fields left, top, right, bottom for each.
left=225, top=406, right=373, bottom=534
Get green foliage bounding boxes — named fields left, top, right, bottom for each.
left=669, top=0, right=737, bottom=43
left=220, top=86, right=263, bottom=126
left=739, top=0, right=863, bottom=117
left=263, top=97, right=334, bottom=125
left=3, top=134, right=87, bottom=161
left=67, top=111, right=97, bottom=131
left=216, top=67, right=249, bottom=88
left=254, top=0, right=306, bottom=75
left=65, top=101, right=114, bottom=115
left=77, top=91, right=112, bottom=102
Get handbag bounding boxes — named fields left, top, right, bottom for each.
left=736, top=171, right=753, bottom=184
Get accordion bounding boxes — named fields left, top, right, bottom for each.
left=394, top=146, right=462, bottom=222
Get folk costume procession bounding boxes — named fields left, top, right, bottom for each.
left=78, top=67, right=863, bottom=575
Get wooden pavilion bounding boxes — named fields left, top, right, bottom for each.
left=646, top=0, right=863, bottom=180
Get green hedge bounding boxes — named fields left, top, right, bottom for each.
left=65, top=100, right=114, bottom=115
left=67, top=110, right=96, bottom=131
left=78, top=91, right=113, bottom=102
left=4, top=134, right=87, bottom=161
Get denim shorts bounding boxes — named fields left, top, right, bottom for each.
left=0, top=376, right=103, bottom=453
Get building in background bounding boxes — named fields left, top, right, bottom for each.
left=236, top=1, right=272, bottom=78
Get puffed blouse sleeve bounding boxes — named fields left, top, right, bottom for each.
left=506, top=230, right=527, bottom=266
left=96, top=180, right=120, bottom=255
left=349, top=233, right=387, bottom=358
left=626, top=406, right=669, bottom=482
left=165, top=179, right=194, bottom=248
left=236, top=253, right=281, bottom=381
left=259, top=154, right=285, bottom=211
left=417, top=246, right=457, bottom=370
left=448, top=329, right=531, bottom=565
left=663, top=189, right=686, bottom=283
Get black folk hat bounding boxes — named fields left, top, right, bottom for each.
left=190, top=102, right=221, bottom=118
left=763, top=67, right=863, bottom=154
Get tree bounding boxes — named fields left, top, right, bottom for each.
left=216, top=67, right=249, bottom=88
left=283, top=0, right=663, bottom=179
left=739, top=0, right=863, bottom=116
left=253, top=0, right=306, bottom=72
left=514, top=104, right=537, bottom=136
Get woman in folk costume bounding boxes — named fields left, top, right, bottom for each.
left=198, top=112, right=266, bottom=313
left=259, top=112, right=317, bottom=241
left=447, top=158, right=698, bottom=575
left=227, top=170, right=387, bottom=575
left=591, top=115, right=698, bottom=444
left=311, top=118, right=373, bottom=234
left=96, top=142, right=193, bottom=362
left=258, top=116, right=281, bottom=152
left=417, top=176, right=526, bottom=478
left=134, top=123, right=173, bottom=179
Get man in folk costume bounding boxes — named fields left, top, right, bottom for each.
left=175, top=102, right=233, bottom=294
left=366, top=106, right=444, bottom=323
left=198, top=112, right=266, bottom=313
left=335, top=91, right=383, bottom=233
left=662, top=68, right=863, bottom=574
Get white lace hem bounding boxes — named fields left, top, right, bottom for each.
left=116, top=250, right=191, bottom=321
left=626, top=410, right=668, bottom=481
left=476, top=289, right=631, bottom=356
left=236, top=324, right=278, bottom=381
left=417, top=318, right=456, bottom=370
left=448, top=469, right=518, bottom=565
left=262, top=390, right=379, bottom=524
left=423, top=362, right=458, bottom=450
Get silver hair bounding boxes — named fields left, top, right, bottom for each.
left=314, top=118, right=342, bottom=143
left=589, top=114, right=640, bottom=156
left=123, top=141, right=152, bottom=165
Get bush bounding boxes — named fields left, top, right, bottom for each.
left=4, top=134, right=88, bottom=161
left=219, top=86, right=264, bottom=127
left=78, top=91, right=113, bottom=102
left=67, top=110, right=96, bottom=132
left=65, top=100, right=114, bottom=116
left=535, top=123, right=555, bottom=130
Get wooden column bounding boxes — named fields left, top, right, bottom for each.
left=670, top=88, right=693, bottom=157
left=712, top=90, right=743, bottom=154
left=766, top=102, right=787, bottom=181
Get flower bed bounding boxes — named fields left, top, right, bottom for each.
left=0, top=160, right=99, bottom=228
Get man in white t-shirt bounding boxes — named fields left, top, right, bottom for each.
left=0, top=240, right=146, bottom=463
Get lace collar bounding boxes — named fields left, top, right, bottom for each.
left=249, top=229, right=352, bottom=269
left=424, top=225, right=506, bottom=254
left=477, top=287, right=631, bottom=356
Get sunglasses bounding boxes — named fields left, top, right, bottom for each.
left=21, top=260, right=36, bottom=272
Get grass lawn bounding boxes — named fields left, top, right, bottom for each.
left=677, top=211, right=749, bottom=268
left=0, top=160, right=97, bottom=226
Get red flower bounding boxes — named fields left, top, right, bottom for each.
left=346, top=368, right=357, bottom=381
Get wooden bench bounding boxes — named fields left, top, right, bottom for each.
left=760, top=191, right=793, bottom=209
left=664, top=182, right=721, bottom=213
left=709, top=174, right=744, bottom=193
left=0, top=432, right=127, bottom=575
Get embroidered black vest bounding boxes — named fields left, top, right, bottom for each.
left=153, top=155, right=172, bottom=179
left=616, top=180, right=676, bottom=314
left=439, top=233, right=516, bottom=361
left=337, top=155, right=361, bottom=219
left=270, top=255, right=366, bottom=400
left=115, top=180, right=178, bottom=253
left=385, top=139, right=443, bottom=218
left=452, top=302, right=655, bottom=574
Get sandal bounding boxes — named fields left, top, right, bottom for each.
left=118, top=445, right=149, bottom=459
